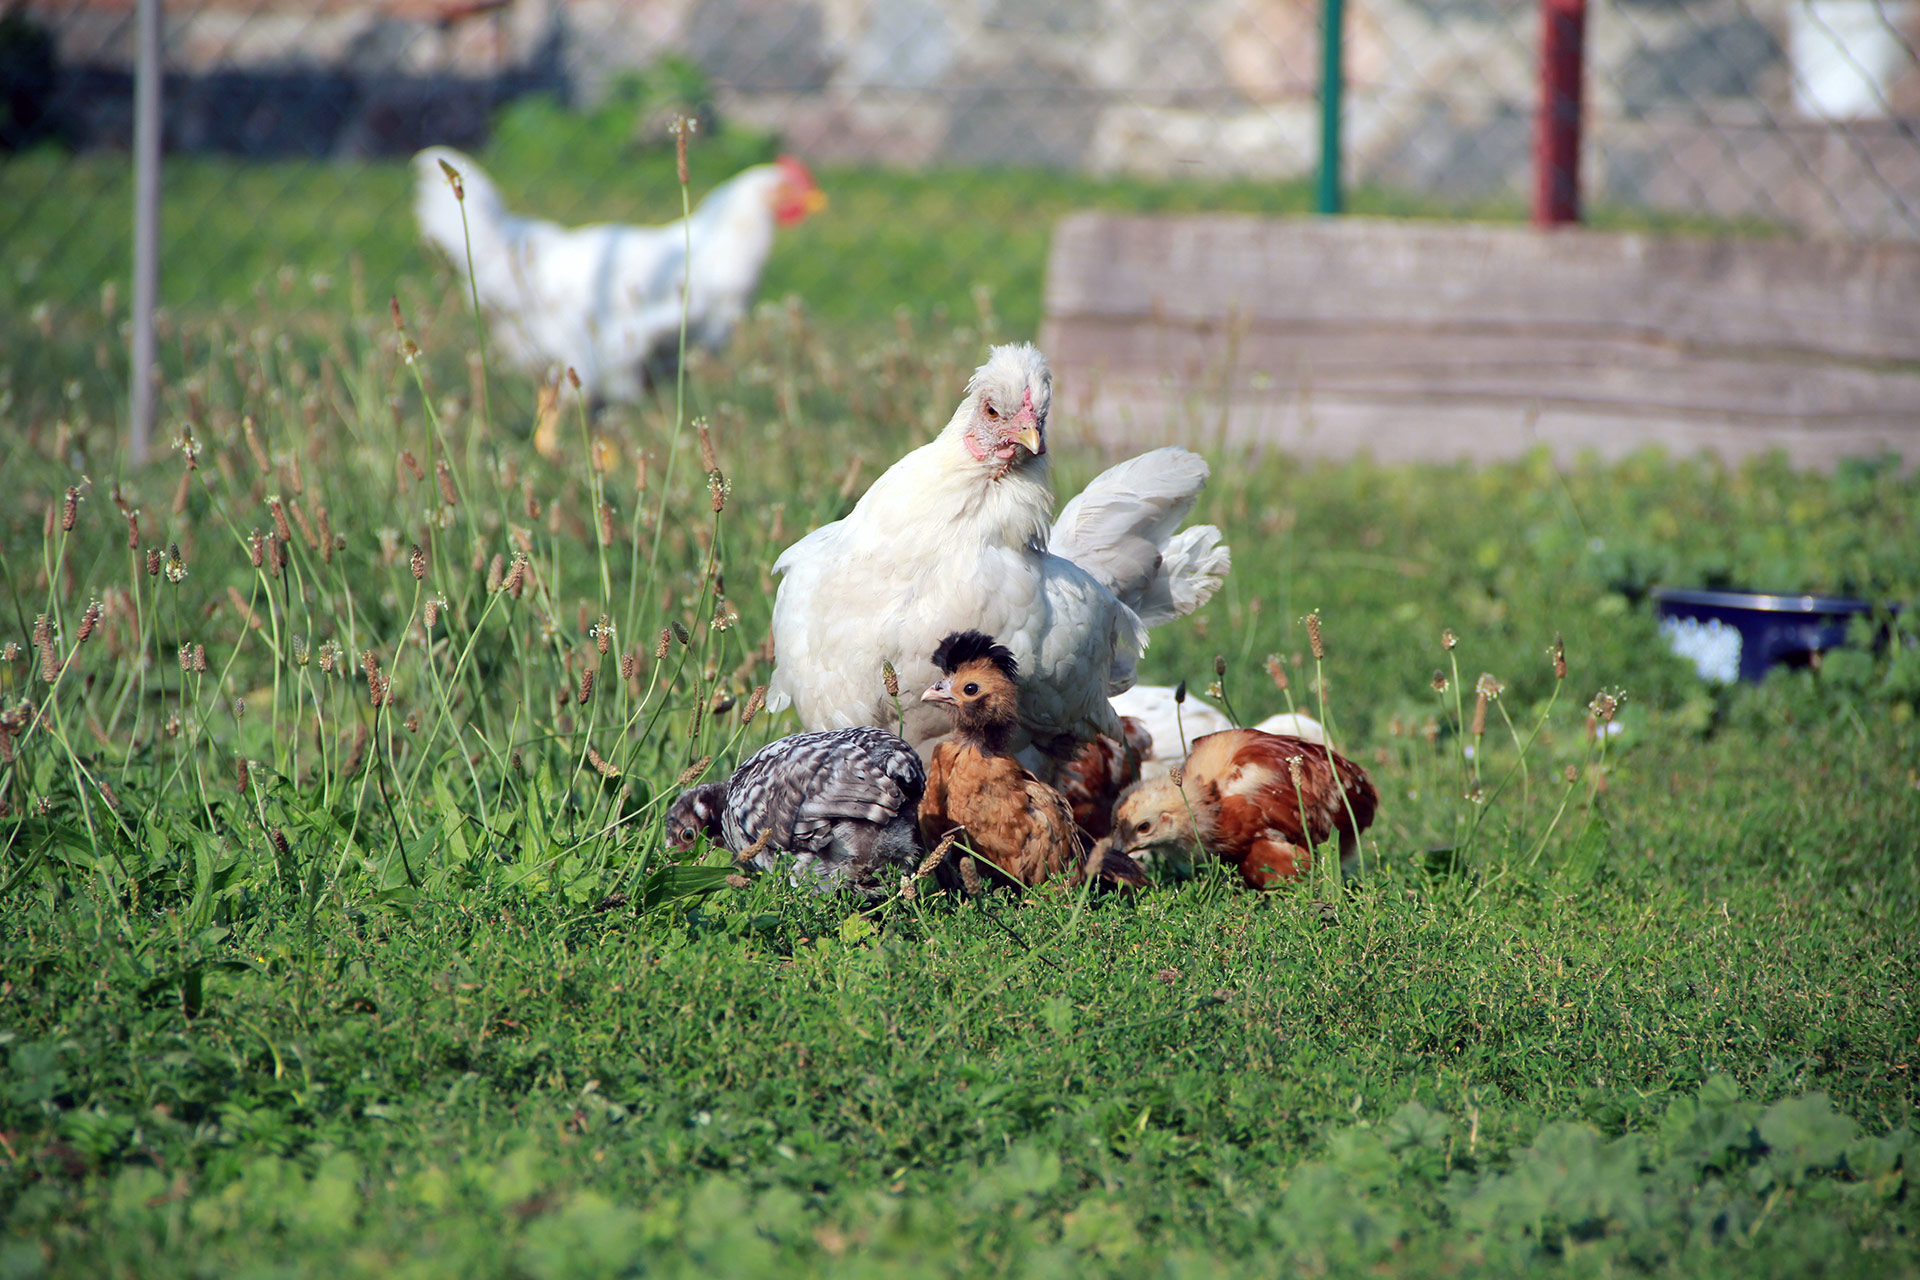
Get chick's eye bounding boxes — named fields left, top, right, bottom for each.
left=1135, top=820, right=1152, bottom=834
left=680, top=826, right=696, bottom=842
left=963, top=682, right=979, bottom=696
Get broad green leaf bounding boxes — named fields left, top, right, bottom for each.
left=637, top=865, right=732, bottom=910
left=1760, top=1092, right=1856, bottom=1178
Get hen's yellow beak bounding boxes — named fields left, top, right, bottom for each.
left=1017, top=424, right=1044, bottom=455
left=803, top=188, right=829, bottom=214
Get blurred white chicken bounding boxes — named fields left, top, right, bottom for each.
left=767, top=343, right=1230, bottom=764
left=412, top=146, right=825, bottom=403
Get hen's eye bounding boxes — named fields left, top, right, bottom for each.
left=983, top=402, right=999, bottom=419
left=963, top=682, right=979, bottom=696
left=1135, top=820, right=1151, bottom=834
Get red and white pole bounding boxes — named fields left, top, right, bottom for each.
left=1534, top=0, right=1586, bottom=226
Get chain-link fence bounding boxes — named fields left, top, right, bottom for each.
left=3, top=0, right=1917, bottom=328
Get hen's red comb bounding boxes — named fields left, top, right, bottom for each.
left=776, top=155, right=816, bottom=190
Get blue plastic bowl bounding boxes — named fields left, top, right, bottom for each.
left=1652, top=587, right=1874, bottom=683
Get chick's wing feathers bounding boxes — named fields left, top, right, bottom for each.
left=1055, top=723, right=1145, bottom=840
left=929, top=746, right=1076, bottom=886
left=722, top=728, right=924, bottom=854
left=1236, top=836, right=1313, bottom=887
left=1020, top=777, right=1081, bottom=852
left=1194, top=730, right=1378, bottom=847
left=1010, top=776, right=1144, bottom=888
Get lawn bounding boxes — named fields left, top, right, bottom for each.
left=0, top=139, right=1916, bottom=1278
left=1, top=103, right=1767, bottom=344
left=3, top=142, right=1439, bottom=343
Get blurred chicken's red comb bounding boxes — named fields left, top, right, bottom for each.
left=776, top=155, right=817, bottom=190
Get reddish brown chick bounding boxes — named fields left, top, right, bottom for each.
left=1110, top=728, right=1377, bottom=889
left=1054, top=716, right=1152, bottom=842
left=919, top=631, right=1145, bottom=890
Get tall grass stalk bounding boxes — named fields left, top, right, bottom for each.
left=626, top=116, right=702, bottom=641
left=438, top=156, right=495, bottom=438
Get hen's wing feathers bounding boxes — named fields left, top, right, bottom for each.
left=1130, top=525, right=1232, bottom=628
left=1049, top=448, right=1208, bottom=575
left=1048, top=448, right=1230, bottom=627
left=1027, top=553, right=1140, bottom=740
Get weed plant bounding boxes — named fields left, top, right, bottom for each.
left=1, top=156, right=1917, bottom=1276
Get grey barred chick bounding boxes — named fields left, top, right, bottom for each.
left=666, top=726, right=927, bottom=898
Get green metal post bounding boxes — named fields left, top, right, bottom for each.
left=1317, top=0, right=1345, bottom=214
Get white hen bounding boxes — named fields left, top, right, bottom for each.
left=767, top=343, right=1230, bottom=762
left=412, top=147, right=825, bottom=403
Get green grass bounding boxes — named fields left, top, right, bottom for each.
left=1, top=137, right=1776, bottom=343
left=0, top=155, right=1916, bottom=1277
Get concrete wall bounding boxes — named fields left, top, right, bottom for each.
left=1041, top=212, right=1920, bottom=467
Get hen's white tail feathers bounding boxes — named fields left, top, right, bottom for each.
left=1134, top=525, right=1231, bottom=627
left=1251, top=711, right=1325, bottom=743
left=1048, top=447, right=1229, bottom=628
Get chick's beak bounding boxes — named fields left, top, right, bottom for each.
left=920, top=679, right=955, bottom=706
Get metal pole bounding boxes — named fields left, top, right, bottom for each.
left=130, top=0, right=162, bottom=464
left=1317, top=0, right=1345, bottom=214
left=1533, top=0, right=1586, bottom=225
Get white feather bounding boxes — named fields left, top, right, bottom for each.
left=1252, top=711, right=1326, bottom=743
left=1112, top=685, right=1325, bottom=779
left=1048, top=448, right=1230, bottom=627
left=1110, top=685, right=1234, bottom=770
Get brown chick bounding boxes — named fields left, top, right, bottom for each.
left=1109, top=728, right=1378, bottom=889
left=919, top=631, right=1146, bottom=890
left=1054, top=716, right=1152, bottom=842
